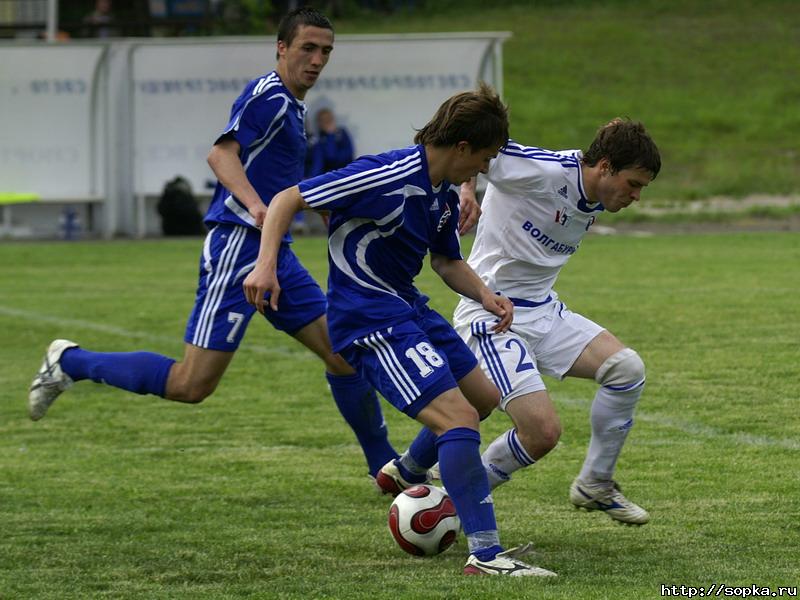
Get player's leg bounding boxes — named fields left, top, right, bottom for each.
left=29, top=340, right=235, bottom=419
left=267, top=245, right=397, bottom=477
left=479, top=390, right=562, bottom=489
left=534, top=304, right=648, bottom=524
left=292, top=315, right=398, bottom=477
left=417, top=390, right=552, bottom=575
left=453, top=310, right=560, bottom=489
left=345, top=322, right=553, bottom=576
left=376, top=308, right=499, bottom=493
left=563, top=329, right=649, bottom=524
left=28, top=224, right=254, bottom=420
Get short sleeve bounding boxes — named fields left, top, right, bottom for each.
left=485, top=140, right=551, bottom=194
left=429, top=188, right=462, bottom=260
left=217, top=91, right=289, bottom=152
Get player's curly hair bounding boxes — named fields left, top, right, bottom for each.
left=276, top=7, right=333, bottom=58
left=414, top=82, right=509, bottom=151
left=582, top=118, right=661, bottom=178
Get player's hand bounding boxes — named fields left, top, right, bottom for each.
left=458, top=188, right=481, bottom=235
left=249, top=203, right=268, bottom=228
left=480, top=291, right=513, bottom=333
left=243, top=262, right=280, bottom=314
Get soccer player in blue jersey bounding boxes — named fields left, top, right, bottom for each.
left=243, top=83, right=557, bottom=577
left=27, top=7, right=400, bottom=478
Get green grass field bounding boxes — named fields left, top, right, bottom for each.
left=1, top=232, right=798, bottom=599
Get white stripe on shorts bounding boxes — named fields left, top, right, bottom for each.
left=472, top=322, right=513, bottom=397
left=192, top=226, right=247, bottom=348
left=361, top=331, right=420, bottom=405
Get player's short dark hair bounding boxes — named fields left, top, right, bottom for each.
left=414, top=82, right=509, bottom=150
left=582, top=118, right=661, bottom=178
left=277, top=6, right=333, bottom=49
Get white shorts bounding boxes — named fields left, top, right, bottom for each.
left=453, top=297, right=604, bottom=410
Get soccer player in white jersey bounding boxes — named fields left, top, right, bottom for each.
left=26, top=8, right=437, bottom=479
left=449, top=119, right=662, bottom=525
left=243, top=84, right=556, bottom=577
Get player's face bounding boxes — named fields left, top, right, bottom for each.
left=277, top=25, right=334, bottom=99
left=595, top=165, right=653, bottom=213
left=447, top=143, right=499, bottom=184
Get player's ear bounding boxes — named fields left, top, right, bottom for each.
left=276, top=40, right=288, bottom=60
left=455, top=141, right=471, bottom=155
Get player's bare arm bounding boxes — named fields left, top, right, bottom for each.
left=207, top=138, right=268, bottom=227
left=458, top=177, right=481, bottom=235
left=429, top=253, right=513, bottom=332
left=243, top=185, right=308, bottom=313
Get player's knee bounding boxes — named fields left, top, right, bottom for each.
left=595, top=348, right=645, bottom=389
left=181, top=386, right=214, bottom=404
left=517, top=415, right=561, bottom=456
left=476, top=386, right=501, bottom=419
left=539, top=419, right=562, bottom=451
left=428, top=401, right=480, bottom=435
left=452, top=403, right=481, bottom=431
left=166, top=377, right=217, bottom=404
left=323, top=353, right=355, bottom=376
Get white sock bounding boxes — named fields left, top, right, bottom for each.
left=481, top=429, right=536, bottom=489
left=579, top=382, right=644, bottom=482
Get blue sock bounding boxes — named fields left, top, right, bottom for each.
left=326, top=372, right=398, bottom=477
left=394, top=427, right=438, bottom=483
left=436, top=428, right=498, bottom=539
left=60, top=347, right=174, bottom=397
left=407, top=427, right=439, bottom=470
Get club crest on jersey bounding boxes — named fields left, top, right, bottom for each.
left=555, top=209, right=572, bottom=227
left=436, top=204, right=452, bottom=232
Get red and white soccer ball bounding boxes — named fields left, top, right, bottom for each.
left=388, top=484, right=460, bottom=556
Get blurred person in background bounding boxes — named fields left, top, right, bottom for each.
left=292, top=107, right=354, bottom=233
left=82, top=0, right=119, bottom=38
left=307, top=107, right=354, bottom=177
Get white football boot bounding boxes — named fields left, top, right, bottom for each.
left=464, top=543, right=557, bottom=577
left=570, top=477, right=650, bottom=525
left=374, top=459, right=427, bottom=496
left=28, top=339, right=78, bottom=421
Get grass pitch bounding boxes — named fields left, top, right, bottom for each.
left=0, top=232, right=798, bottom=599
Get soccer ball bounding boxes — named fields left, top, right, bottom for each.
left=388, top=484, right=460, bottom=556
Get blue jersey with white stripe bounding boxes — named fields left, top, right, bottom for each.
left=298, top=145, right=462, bottom=352
left=204, top=71, right=307, bottom=242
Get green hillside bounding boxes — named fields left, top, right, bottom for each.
left=337, top=0, right=800, bottom=201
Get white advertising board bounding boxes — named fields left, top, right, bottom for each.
left=130, top=34, right=506, bottom=195
left=0, top=45, right=106, bottom=199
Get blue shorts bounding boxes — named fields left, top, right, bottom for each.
left=339, top=306, right=478, bottom=418
left=184, top=224, right=327, bottom=351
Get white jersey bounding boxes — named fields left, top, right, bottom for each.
left=463, top=142, right=603, bottom=307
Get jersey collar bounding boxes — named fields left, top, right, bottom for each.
left=573, top=151, right=604, bottom=213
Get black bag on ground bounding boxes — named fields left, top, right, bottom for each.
left=157, top=176, right=206, bottom=236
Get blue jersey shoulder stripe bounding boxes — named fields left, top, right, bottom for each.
left=303, top=153, right=423, bottom=208
left=226, top=74, right=284, bottom=136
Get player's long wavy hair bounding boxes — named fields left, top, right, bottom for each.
left=582, top=118, right=661, bottom=178
left=414, top=82, right=509, bottom=151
